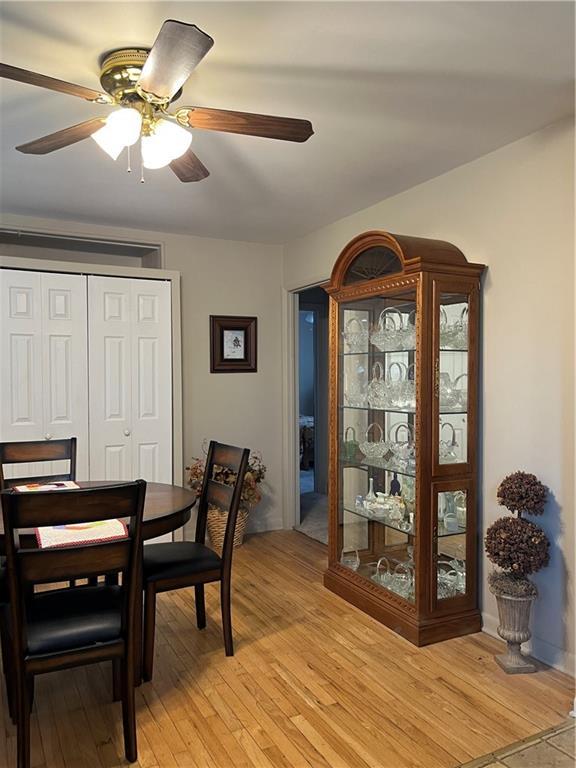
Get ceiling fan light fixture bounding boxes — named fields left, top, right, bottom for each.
left=141, top=119, right=192, bottom=169
left=91, top=107, right=142, bottom=159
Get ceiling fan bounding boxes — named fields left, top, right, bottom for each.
left=0, top=19, right=314, bottom=183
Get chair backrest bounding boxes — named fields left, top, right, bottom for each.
left=195, top=441, right=250, bottom=568
left=1, top=481, right=146, bottom=657
left=0, top=437, right=77, bottom=490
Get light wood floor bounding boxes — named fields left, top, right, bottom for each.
left=1, top=531, right=573, bottom=767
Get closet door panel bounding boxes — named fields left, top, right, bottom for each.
left=0, top=270, right=45, bottom=479
left=0, top=270, right=44, bottom=443
left=88, top=276, right=133, bottom=481
left=41, top=273, right=89, bottom=479
left=131, top=279, right=172, bottom=483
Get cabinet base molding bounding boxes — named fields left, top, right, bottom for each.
left=324, top=565, right=482, bottom=646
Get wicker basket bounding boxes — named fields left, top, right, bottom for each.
left=207, top=504, right=250, bottom=553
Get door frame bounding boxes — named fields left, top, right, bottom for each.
left=281, top=279, right=330, bottom=530
left=0, top=255, right=183, bottom=501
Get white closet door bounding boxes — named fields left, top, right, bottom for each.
left=88, top=276, right=134, bottom=481
left=0, top=269, right=89, bottom=479
left=0, top=270, right=44, bottom=445
left=130, top=279, right=172, bottom=482
left=88, top=276, right=172, bottom=483
left=41, top=273, right=89, bottom=478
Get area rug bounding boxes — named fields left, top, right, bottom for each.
left=457, top=717, right=574, bottom=768
left=295, top=492, right=328, bottom=545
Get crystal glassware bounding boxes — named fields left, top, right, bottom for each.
left=341, top=549, right=360, bottom=571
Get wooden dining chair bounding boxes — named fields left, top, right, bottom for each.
left=1, top=480, right=146, bottom=768
left=142, top=441, right=249, bottom=681
left=0, top=437, right=77, bottom=489
left=0, top=554, right=9, bottom=720
left=0, top=438, right=97, bottom=590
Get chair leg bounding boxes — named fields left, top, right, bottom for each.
left=195, top=584, right=206, bottom=630
left=26, top=676, right=34, bottom=714
left=112, top=659, right=122, bottom=702
left=16, top=674, right=31, bottom=768
left=0, top=619, right=16, bottom=723
left=121, top=658, right=137, bottom=763
left=143, top=584, right=156, bottom=683
left=220, top=578, right=234, bottom=657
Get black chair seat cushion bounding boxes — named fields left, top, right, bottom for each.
left=25, top=585, right=123, bottom=656
left=143, top=542, right=222, bottom=583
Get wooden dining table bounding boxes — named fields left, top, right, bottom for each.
left=0, top=480, right=197, bottom=683
left=0, top=480, right=197, bottom=548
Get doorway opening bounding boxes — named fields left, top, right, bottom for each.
left=296, top=286, right=329, bottom=544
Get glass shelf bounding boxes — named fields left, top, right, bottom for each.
left=344, top=504, right=413, bottom=535
left=340, top=456, right=416, bottom=478
left=341, top=348, right=467, bottom=356
left=344, top=505, right=465, bottom=538
left=341, top=404, right=416, bottom=414
left=341, top=405, right=467, bottom=416
left=341, top=349, right=416, bottom=356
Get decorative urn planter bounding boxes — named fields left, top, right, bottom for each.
left=485, top=471, right=551, bottom=675
left=494, top=593, right=537, bottom=674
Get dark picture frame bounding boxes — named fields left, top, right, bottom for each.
left=210, top=315, right=258, bottom=373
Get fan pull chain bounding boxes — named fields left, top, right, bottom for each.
left=140, top=144, right=145, bottom=184
left=126, top=145, right=131, bottom=173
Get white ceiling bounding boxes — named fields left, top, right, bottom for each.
left=0, top=2, right=574, bottom=244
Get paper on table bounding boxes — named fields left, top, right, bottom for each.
left=14, top=480, right=80, bottom=492
left=35, top=519, right=128, bottom=549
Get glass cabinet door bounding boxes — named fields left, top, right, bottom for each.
left=433, top=282, right=476, bottom=474
left=432, top=480, right=475, bottom=608
left=338, top=284, right=418, bottom=604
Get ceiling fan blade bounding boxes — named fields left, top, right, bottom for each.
left=169, top=149, right=209, bottom=182
left=16, top=118, right=106, bottom=155
left=0, top=63, right=111, bottom=103
left=181, top=107, right=313, bottom=142
left=137, top=20, right=214, bottom=101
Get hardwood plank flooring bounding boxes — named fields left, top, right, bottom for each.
left=1, top=531, right=573, bottom=767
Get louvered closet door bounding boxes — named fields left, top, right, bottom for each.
left=0, top=269, right=89, bottom=479
left=88, top=276, right=172, bottom=483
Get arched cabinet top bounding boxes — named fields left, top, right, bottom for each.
left=325, top=230, right=484, bottom=294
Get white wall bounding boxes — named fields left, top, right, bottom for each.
left=0, top=213, right=284, bottom=534
left=164, top=236, right=284, bottom=534
left=283, top=117, right=575, bottom=674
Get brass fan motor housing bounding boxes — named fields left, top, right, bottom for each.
left=99, top=47, right=183, bottom=105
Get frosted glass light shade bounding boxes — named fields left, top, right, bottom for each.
left=142, top=119, right=192, bottom=169
left=154, top=120, right=192, bottom=160
left=92, top=125, right=125, bottom=160
left=107, top=108, right=142, bottom=146
left=91, top=108, right=142, bottom=160
left=141, top=133, right=173, bottom=169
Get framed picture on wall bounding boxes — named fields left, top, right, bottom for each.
left=210, top=315, right=257, bottom=373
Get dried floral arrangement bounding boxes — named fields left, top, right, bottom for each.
left=486, top=471, right=550, bottom=597
left=187, top=446, right=266, bottom=509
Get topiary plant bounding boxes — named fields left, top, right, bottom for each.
left=486, top=471, right=550, bottom=597
left=497, top=471, right=547, bottom=516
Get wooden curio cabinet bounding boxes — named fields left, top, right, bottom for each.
left=324, top=231, right=485, bottom=645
